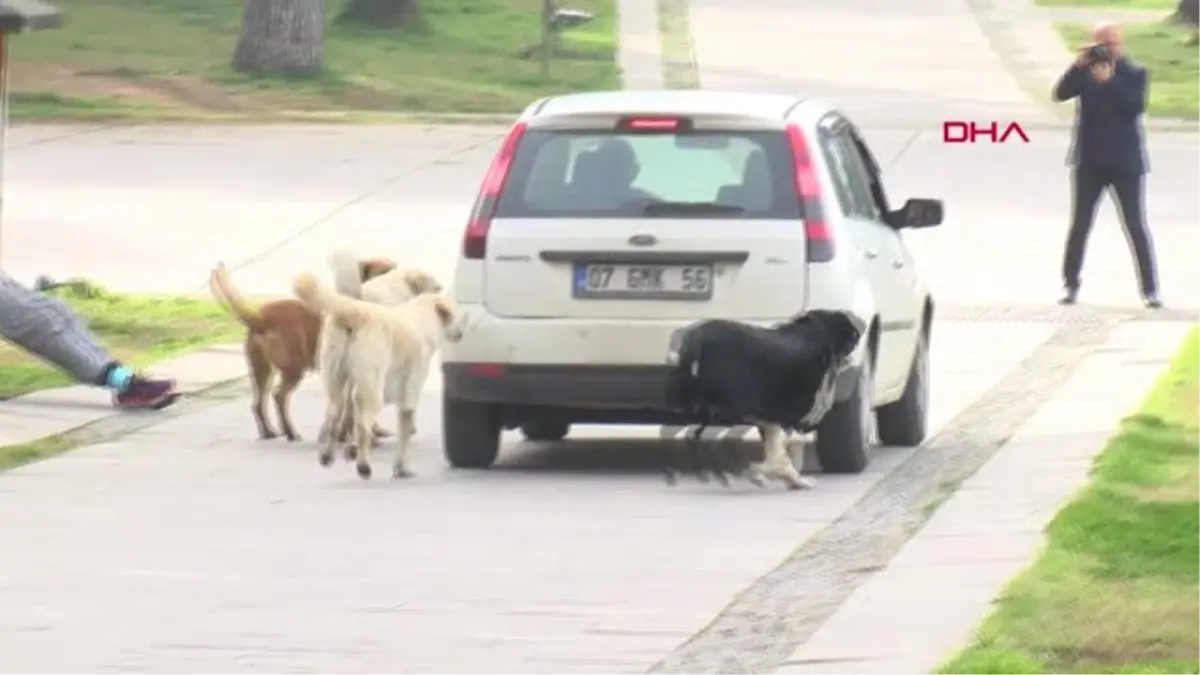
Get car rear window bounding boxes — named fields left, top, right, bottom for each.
left=494, top=129, right=803, bottom=219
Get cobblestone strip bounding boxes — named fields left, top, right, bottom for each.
left=647, top=317, right=1124, bottom=674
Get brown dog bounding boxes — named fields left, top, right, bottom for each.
left=208, top=259, right=395, bottom=441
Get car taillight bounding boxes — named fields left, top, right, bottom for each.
left=463, top=121, right=528, bottom=260
left=785, top=123, right=835, bottom=263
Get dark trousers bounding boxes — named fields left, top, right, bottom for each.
left=1062, top=164, right=1159, bottom=296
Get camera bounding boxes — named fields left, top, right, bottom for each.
left=1084, top=43, right=1114, bottom=64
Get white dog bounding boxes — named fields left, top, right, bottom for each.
left=316, top=250, right=444, bottom=445
left=293, top=272, right=465, bottom=480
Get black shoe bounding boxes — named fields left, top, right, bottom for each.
left=1144, top=294, right=1163, bottom=309
left=1059, top=288, right=1079, bottom=305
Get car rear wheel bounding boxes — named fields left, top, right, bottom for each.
left=876, top=330, right=929, bottom=447
left=442, top=395, right=502, bottom=469
left=521, top=420, right=571, bottom=442
left=815, top=357, right=876, bottom=474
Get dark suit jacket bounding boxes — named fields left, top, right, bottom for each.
left=1052, top=57, right=1150, bottom=175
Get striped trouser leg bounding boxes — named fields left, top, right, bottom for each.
left=0, top=272, right=115, bottom=386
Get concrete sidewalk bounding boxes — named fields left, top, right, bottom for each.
left=0, top=343, right=247, bottom=449
left=777, top=321, right=1195, bottom=674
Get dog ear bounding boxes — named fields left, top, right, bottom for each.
left=433, top=297, right=456, bottom=326
left=359, top=258, right=396, bottom=282
left=404, top=269, right=442, bottom=295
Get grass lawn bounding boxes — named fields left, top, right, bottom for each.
left=9, top=0, right=618, bottom=122
left=1056, top=22, right=1199, bottom=118
left=939, top=328, right=1200, bottom=675
left=1035, top=0, right=1176, bottom=9
left=0, top=283, right=241, bottom=401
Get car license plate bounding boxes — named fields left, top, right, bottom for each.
left=572, top=263, right=713, bottom=300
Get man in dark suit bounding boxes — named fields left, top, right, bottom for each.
left=1053, top=21, right=1161, bottom=308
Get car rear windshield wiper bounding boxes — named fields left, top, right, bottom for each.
left=642, top=201, right=746, bottom=217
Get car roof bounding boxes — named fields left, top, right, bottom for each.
left=529, top=90, right=828, bottom=123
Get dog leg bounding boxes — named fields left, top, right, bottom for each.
left=353, top=378, right=385, bottom=481
left=247, top=343, right=278, bottom=440
left=762, top=424, right=814, bottom=491
left=743, top=425, right=770, bottom=488
left=687, top=425, right=712, bottom=484
left=392, top=407, right=416, bottom=479
left=319, top=397, right=342, bottom=469
left=273, top=369, right=305, bottom=442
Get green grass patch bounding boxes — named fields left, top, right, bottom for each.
left=939, top=328, right=1200, bottom=675
left=1036, top=0, right=1176, bottom=9
left=1055, top=22, right=1199, bottom=118
left=10, top=0, right=619, bottom=121
left=0, top=282, right=241, bottom=400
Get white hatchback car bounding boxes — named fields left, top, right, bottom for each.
left=442, top=90, right=943, bottom=474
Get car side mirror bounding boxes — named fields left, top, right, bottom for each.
left=888, top=198, right=943, bottom=229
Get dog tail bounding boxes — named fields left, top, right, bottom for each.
left=292, top=272, right=372, bottom=333
left=328, top=249, right=365, bottom=300
left=209, top=262, right=266, bottom=333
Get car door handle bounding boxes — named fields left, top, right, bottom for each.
left=864, top=249, right=879, bottom=259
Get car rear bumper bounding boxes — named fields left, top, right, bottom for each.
left=442, top=362, right=863, bottom=423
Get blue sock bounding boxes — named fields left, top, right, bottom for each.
left=105, top=366, right=134, bottom=393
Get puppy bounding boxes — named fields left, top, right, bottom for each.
left=316, top=250, right=444, bottom=446
left=292, top=272, right=465, bottom=480
left=208, top=259, right=395, bottom=441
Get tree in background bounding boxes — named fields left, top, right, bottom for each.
left=233, top=0, right=326, bottom=74
left=338, top=0, right=420, bottom=29
left=1172, top=0, right=1198, bottom=44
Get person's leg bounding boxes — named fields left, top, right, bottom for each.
left=1109, top=170, right=1161, bottom=306
left=0, top=272, right=177, bottom=408
left=1061, top=164, right=1108, bottom=302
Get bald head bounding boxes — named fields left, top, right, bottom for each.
left=1093, top=21, right=1124, bottom=55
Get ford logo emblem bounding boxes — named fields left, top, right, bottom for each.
left=629, top=234, right=658, bottom=247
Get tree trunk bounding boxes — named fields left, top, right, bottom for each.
left=338, top=0, right=420, bottom=29
left=232, top=0, right=326, bottom=75
left=1174, top=0, right=1198, bottom=26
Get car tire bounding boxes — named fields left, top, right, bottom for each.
left=442, top=395, right=502, bottom=469
left=521, top=420, right=570, bottom=442
left=815, top=357, right=875, bottom=474
left=876, top=330, right=930, bottom=447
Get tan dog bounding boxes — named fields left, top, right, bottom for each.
left=292, top=272, right=465, bottom=480
left=316, top=250, right=444, bottom=446
left=208, top=259, right=395, bottom=441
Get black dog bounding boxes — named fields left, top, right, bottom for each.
left=663, top=309, right=866, bottom=488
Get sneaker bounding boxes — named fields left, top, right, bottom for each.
left=1144, top=294, right=1163, bottom=309
left=1059, top=288, right=1079, bottom=306
left=115, top=376, right=180, bottom=410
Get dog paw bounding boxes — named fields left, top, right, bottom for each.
left=392, top=464, right=415, bottom=479
left=344, top=445, right=358, bottom=461
left=356, top=462, right=372, bottom=480
left=260, top=430, right=279, bottom=441
left=785, top=475, right=818, bottom=491
left=318, top=450, right=335, bottom=468
left=663, top=470, right=679, bottom=487
left=285, top=433, right=302, bottom=443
